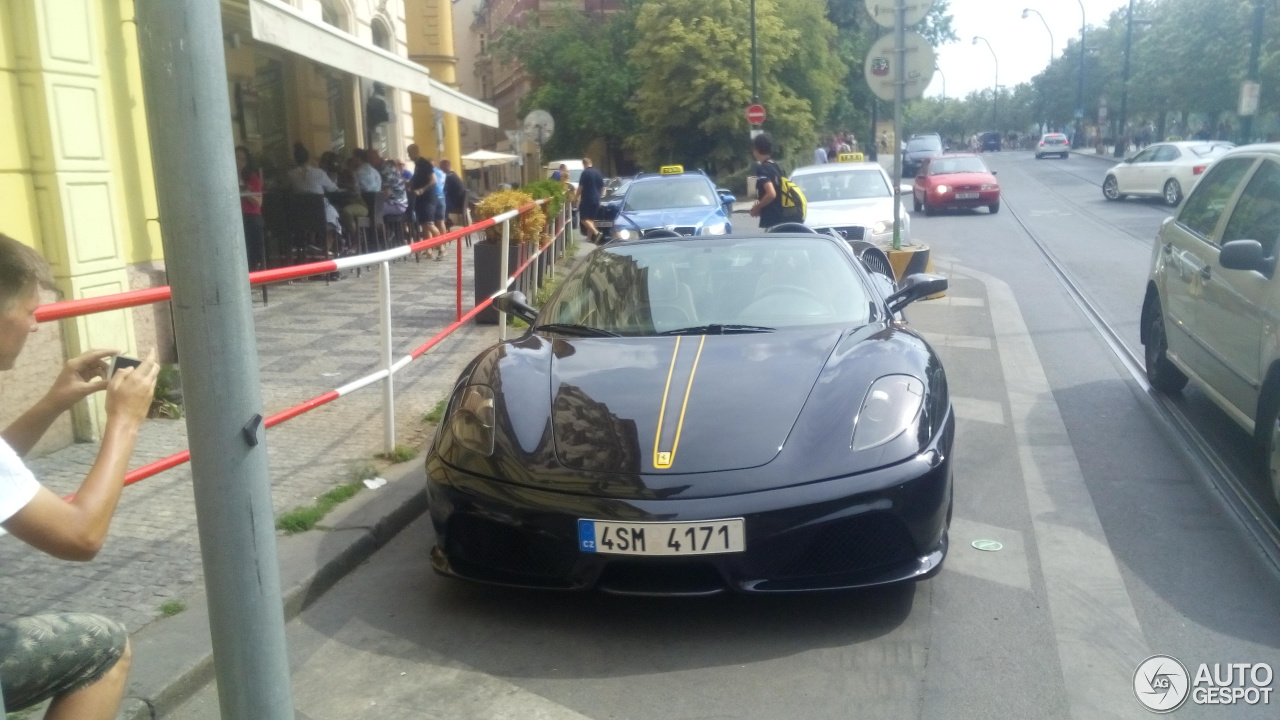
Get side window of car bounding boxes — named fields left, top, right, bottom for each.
left=917, top=159, right=929, bottom=177
left=1132, top=147, right=1158, bottom=163
left=1178, top=157, right=1254, bottom=239
left=1153, top=146, right=1180, bottom=162
left=1221, top=160, right=1280, bottom=256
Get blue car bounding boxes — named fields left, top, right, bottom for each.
left=608, top=167, right=735, bottom=242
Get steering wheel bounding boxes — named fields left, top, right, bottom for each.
left=767, top=222, right=817, bottom=234
left=647, top=304, right=693, bottom=324
left=739, top=285, right=830, bottom=320
left=758, top=284, right=826, bottom=305
left=642, top=229, right=682, bottom=239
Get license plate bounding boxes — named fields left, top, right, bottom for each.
left=595, top=221, right=612, bottom=227
left=578, top=518, right=745, bottom=556
left=956, top=192, right=979, bottom=199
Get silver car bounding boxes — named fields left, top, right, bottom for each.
left=790, top=162, right=910, bottom=245
left=1141, top=143, right=1280, bottom=501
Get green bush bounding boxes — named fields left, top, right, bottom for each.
left=524, top=178, right=568, bottom=224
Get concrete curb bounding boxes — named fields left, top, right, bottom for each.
left=120, top=456, right=430, bottom=719
left=1069, top=149, right=1120, bottom=163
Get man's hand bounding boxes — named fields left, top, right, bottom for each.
left=748, top=204, right=761, bottom=218
left=44, top=349, right=116, bottom=412
left=105, top=348, right=160, bottom=427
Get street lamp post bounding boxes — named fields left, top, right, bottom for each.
left=935, top=65, right=946, bottom=101
left=1116, top=0, right=1135, bottom=157
left=1021, top=8, right=1054, bottom=134
left=973, top=36, right=999, bottom=131
left=750, top=0, right=758, bottom=103
left=1073, top=0, right=1086, bottom=148
left=1241, top=0, right=1267, bottom=144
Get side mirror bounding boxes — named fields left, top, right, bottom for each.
left=886, top=273, right=948, bottom=314
left=1219, top=240, right=1275, bottom=275
left=493, top=290, right=539, bottom=325
left=991, top=171, right=998, bottom=176
left=718, top=191, right=737, bottom=205
left=1124, top=156, right=1135, bottom=163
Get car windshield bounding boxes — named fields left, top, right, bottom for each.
left=604, top=179, right=632, bottom=198
left=907, top=137, right=942, bottom=152
left=569, top=169, right=583, bottom=182
left=1042, top=135, right=1067, bottom=143
left=929, top=157, right=989, bottom=175
left=539, top=237, right=874, bottom=336
left=1188, top=143, right=1234, bottom=158
left=792, top=169, right=890, bottom=203
left=623, top=178, right=716, bottom=211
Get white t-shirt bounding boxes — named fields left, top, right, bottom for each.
left=0, top=437, right=41, bottom=527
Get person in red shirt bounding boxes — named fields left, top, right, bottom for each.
left=236, top=146, right=265, bottom=271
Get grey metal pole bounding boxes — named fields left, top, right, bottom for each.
left=379, top=261, right=396, bottom=453
left=1074, top=0, right=1086, bottom=148
left=498, top=219, right=510, bottom=341
left=1240, top=0, right=1266, bottom=144
left=750, top=0, right=759, bottom=102
left=892, top=0, right=905, bottom=251
left=1115, top=0, right=1135, bottom=157
left=133, top=2, right=295, bottom=719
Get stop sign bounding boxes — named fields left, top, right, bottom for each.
left=746, top=104, right=766, bottom=125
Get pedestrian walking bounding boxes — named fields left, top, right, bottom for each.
left=441, top=159, right=468, bottom=230
left=574, top=157, right=605, bottom=242
left=406, top=144, right=439, bottom=243
left=431, top=159, right=449, bottom=259
left=235, top=146, right=265, bottom=271
left=813, top=145, right=828, bottom=165
left=0, top=234, right=160, bottom=720
left=749, top=132, right=784, bottom=229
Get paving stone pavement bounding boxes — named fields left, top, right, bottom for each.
left=0, top=238, right=567, bottom=635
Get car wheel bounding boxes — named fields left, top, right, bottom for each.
left=923, top=202, right=935, bottom=217
left=1163, top=179, right=1183, bottom=206
left=1035, top=154, right=1042, bottom=159
left=988, top=201, right=1000, bottom=214
left=1143, top=296, right=1188, bottom=394
left=913, top=193, right=922, bottom=212
left=1266, top=410, right=1280, bottom=507
left=1061, top=153, right=1069, bottom=159
left=1102, top=175, right=1123, bottom=201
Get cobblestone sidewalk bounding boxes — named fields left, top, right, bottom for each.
left=0, top=238, right=543, bottom=634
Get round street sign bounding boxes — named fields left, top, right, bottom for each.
left=864, top=32, right=936, bottom=102
left=746, top=104, right=766, bottom=125
left=866, top=0, right=935, bottom=29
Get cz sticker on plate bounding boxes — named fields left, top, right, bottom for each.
left=578, top=518, right=745, bottom=556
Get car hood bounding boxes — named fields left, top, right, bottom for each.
left=922, top=172, right=996, bottom=186
left=550, top=330, right=841, bottom=474
left=615, top=207, right=722, bottom=231
left=804, top=197, right=898, bottom=228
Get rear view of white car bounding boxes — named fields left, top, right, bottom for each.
left=790, top=162, right=909, bottom=246
left=1035, top=133, right=1069, bottom=159
left=1103, top=141, right=1234, bottom=206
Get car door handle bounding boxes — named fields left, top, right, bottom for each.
left=1199, top=265, right=1212, bottom=280
left=1162, top=243, right=1173, bottom=255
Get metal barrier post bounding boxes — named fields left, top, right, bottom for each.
left=135, top=1, right=295, bottom=717
left=499, top=218, right=510, bottom=341
left=378, top=260, right=396, bottom=453
left=455, top=231, right=463, bottom=322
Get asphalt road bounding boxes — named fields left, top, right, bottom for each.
left=171, top=151, right=1280, bottom=720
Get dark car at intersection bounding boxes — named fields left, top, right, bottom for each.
left=424, top=231, right=955, bottom=596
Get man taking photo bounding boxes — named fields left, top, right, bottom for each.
left=0, top=234, right=159, bottom=718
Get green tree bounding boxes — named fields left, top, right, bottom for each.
left=494, top=2, right=640, bottom=169
left=628, top=0, right=845, bottom=171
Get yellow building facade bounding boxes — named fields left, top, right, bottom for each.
left=1, top=0, right=488, bottom=456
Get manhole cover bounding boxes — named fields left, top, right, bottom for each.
left=971, top=539, right=1003, bottom=552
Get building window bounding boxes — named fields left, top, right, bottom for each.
left=327, top=74, right=346, bottom=151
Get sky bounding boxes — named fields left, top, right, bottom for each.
left=924, top=0, right=1132, bottom=100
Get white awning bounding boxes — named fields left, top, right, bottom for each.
left=248, top=0, right=498, bottom=128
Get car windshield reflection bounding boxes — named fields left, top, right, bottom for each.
left=538, top=237, right=873, bottom=336
left=793, top=169, right=891, bottom=203
left=623, top=178, right=716, bottom=211
left=930, top=158, right=990, bottom=175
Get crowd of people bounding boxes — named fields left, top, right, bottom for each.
left=234, top=142, right=470, bottom=268
left=811, top=132, right=860, bottom=164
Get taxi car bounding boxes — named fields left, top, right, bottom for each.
left=791, top=158, right=909, bottom=245
left=594, top=177, right=634, bottom=242
left=1141, top=143, right=1280, bottom=504
left=426, top=231, right=954, bottom=595
left=1103, top=141, right=1235, bottom=206
left=912, top=154, right=1001, bottom=215
left=608, top=166, right=734, bottom=241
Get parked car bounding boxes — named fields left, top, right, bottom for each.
left=1035, top=133, right=1070, bottom=159
left=594, top=177, right=635, bottom=241
left=902, top=134, right=944, bottom=178
left=790, top=161, right=910, bottom=245
left=608, top=167, right=733, bottom=241
left=1140, top=143, right=1280, bottom=502
left=427, top=231, right=954, bottom=594
left=912, top=154, right=1000, bottom=215
left=1103, top=141, right=1235, bottom=206
left=546, top=159, right=584, bottom=191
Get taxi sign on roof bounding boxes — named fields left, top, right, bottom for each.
left=837, top=153, right=865, bottom=163
left=659, top=165, right=684, bottom=175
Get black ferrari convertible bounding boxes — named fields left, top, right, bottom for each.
left=426, top=231, right=954, bottom=595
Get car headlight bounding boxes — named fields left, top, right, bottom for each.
left=616, top=228, right=635, bottom=241
left=980, top=184, right=999, bottom=191
left=934, top=185, right=949, bottom=194
left=852, top=375, right=925, bottom=451
left=449, top=385, right=495, bottom=456
left=872, top=220, right=889, bottom=235
left=702, top=222, right=728, bottom=235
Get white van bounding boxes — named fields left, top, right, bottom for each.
left=545, top=159, right=584, bottom=190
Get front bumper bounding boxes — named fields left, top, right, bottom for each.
left=926, top=190, right=999, bottom=209
left=425, top=439, right=952, bottom=596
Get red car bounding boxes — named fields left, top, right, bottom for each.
left=912, top=154, right=1000, bottom=215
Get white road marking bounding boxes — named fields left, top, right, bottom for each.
left=960, top=264, right=1151, bottom=720
left=920, top=332, right=994, bottom=350
left=922, top=295, right=986, bottom=307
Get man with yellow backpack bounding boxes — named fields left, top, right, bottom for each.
left=748, top=133, right=806, bottom=229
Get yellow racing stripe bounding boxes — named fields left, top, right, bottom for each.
left=653, top=335, right=705, bottom=469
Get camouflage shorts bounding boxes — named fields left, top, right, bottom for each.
left=0, top=613, right=128, bottom=711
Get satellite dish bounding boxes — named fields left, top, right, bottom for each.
left=523, top=110, right=555, bottom=146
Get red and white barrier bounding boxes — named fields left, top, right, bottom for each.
left=51, top=198, right=571, bottom=491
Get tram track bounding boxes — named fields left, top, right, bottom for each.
left=1002, top=194, right=1280, bottom=575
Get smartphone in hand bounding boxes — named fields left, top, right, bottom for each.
left=109, top=355, right=142, bottom=378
